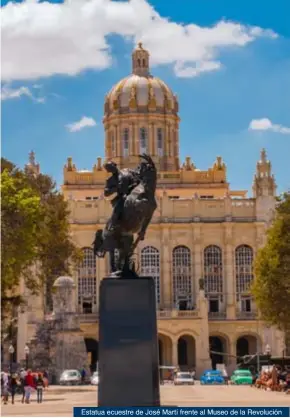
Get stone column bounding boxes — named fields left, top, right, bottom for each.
left=150, top=123, right=155, bottom=156
left=228, top=337, right=237, bottom=374
left=196, top=290, right=211, bottom=378
left=114, top=125, right=119, bottom=157
left=161, top=227, right=172, bottom=309
left=174, top=125, right=180, bottom=170
left=193, top=224, right=202, bottom=308
left=164, top=123, right=169, bottom=156
left=224, top=224, right=235, bottom=319
left=134, top=122, right=139, bottom=155
left=105, top=128, right=110, bottom=160
left=129, top=123, right=134, bottom=156
left=172, top=338, right=178, bottom=367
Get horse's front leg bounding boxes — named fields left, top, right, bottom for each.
left=109, top=250, right=116, bottom=273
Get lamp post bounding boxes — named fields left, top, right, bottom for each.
left=24, top=344, right=30, bottom=370
left=8, top=344, right=15, bottom=373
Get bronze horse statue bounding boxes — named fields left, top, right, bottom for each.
left=93, top=154, right=157, bottom=277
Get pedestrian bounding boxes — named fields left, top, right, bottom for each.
left=10, top=373, right=19, bottom=404
left=81, top=368, right=86, bottom=384
left=24, top=369, right=35, bottom=404
left=43, top=370, right=49, bottom=388
left=1, top=372, right=9, bottom=405
left=36, top=373, right=45, bottom=403
left=19, top=369, right=27, bottom=403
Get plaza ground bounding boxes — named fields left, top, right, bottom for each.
left=2, top=384, right=289, bottom=417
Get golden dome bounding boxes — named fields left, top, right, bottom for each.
left=104, top=43, right=178, bottom=116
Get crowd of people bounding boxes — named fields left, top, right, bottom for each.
left=1, top=368, right=48, bottom=405
left=254, top=366, right=290, bottom=393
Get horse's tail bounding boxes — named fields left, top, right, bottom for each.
left=92, top=229, right=105, bottom=257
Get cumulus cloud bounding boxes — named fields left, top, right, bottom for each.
left=1, top=85, right=45, bottom=103
left=1, top=0, right=278, bottom=81
left=249, top=118, right=290, bottom=134
left=66, top=116, right=97, bottom=133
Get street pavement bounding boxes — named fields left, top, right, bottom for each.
left=2, top=384, right=289, bottom=417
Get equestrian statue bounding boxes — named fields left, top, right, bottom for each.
left=93, top=154, right=157, bottom=277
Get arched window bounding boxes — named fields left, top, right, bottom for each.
left=235, top=245, right=254, bottom=299
left=111, top=132, right=116, bottom=157
left=140, top=246, right=160, bottom=305
left=204, top=245, right=223, bottom=312
left=123, top=128, right=129, bottom=157
left=172, top=246, right=192, bottom=310
left=77, top=248, right=97, bottom=313
left=140, top=127, right=147, bottom=154
left=142, top=59, right=146, bottom=67
left=157, top=128, right=163, bottom=157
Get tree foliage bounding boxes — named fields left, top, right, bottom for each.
left=27, top=173, right=82, bottom=311
left=1, top=166, right=43, bottom=304
left=252, top=192, right=290, bottom=332
left=1, top=158, right=81, bottom=329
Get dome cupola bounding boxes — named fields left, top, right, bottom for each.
left=103, top=43, right=180, bottom=172
left=132, top=42, right=150, bottom=77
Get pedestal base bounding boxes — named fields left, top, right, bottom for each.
left=98, top=276, right=160, bottom=407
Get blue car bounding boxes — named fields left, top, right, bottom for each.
left=200, top=370, right=225, bottom=385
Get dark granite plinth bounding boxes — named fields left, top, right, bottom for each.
left=98, top=276, right=160, bottom=407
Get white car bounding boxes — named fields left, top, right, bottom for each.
left=174, top=372, right=195, bottom=385
left=59, top=370, right=81, bottom=385
left=90, top=371, right=99, bottom=385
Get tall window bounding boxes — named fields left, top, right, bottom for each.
left=111, top=132, right=116, bottom=157
left=157, top=128, right=163, bottom=157
left=204, top=245, right=223, bottom=311
left=235, top=245, right=254, bottom=300
left=172, top=246, right=192, bottom=310
left=123, top=128, right=129, bottom=157
left=77, top=248, right=97, bottom=313
left=140, top=127, right=147, bottom=154
left=140, top=246, right=160, bottom=305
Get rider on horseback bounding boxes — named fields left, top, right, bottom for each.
left=104, top=161, right=139, bottom=233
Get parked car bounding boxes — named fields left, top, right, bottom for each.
left=90, top=371, right=99, bottom=385
left=59, top=369, right=81, bottom=385
left=200, top=370, right=225, bottom=385
left=174, top=372, right=194, bottom=385
left=231, top=369, right=253, bottom=385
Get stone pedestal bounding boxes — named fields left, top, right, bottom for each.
left=98, top=276, right=160, bottom=407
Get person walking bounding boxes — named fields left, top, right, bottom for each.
left=10, top=374, right=19, bottom=404
left=1, top=372, right=9, bottom=405
left=43, top=370, right=49, bottom=388
left=24, top=370, right=35, bottom=404
left=36, top=373, right=45, bottom=404
left=81, top=368, right=86, bottom=385
left=19, top=369, right=26, bottom=403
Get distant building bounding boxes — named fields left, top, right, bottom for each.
left=17, top=44, right=285, bottom=376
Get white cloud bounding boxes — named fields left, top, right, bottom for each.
left=249, top=118, right=290, bottom=134
left=66, top=116, right=97, bottom=133
left=1, top=0, right=278, bottom=81
left=1, top=85, right=45, bottom=103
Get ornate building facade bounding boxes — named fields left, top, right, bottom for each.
left=17, top=44, right=285, bottom=377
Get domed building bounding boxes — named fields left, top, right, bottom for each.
left=16, top=44, right=285, bottom=377
left=103, top=42, right=179, bottom=172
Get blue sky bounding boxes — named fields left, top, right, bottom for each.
left=1, top=0, right=290, bottom=194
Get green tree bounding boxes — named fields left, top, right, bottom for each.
left=252, top=192, right=290, bottom=334
left=1, top=164, right=43, bottom=320
left=28, top=173, right=81, bottom=311
left=1, top=158, right=81, bottom=324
